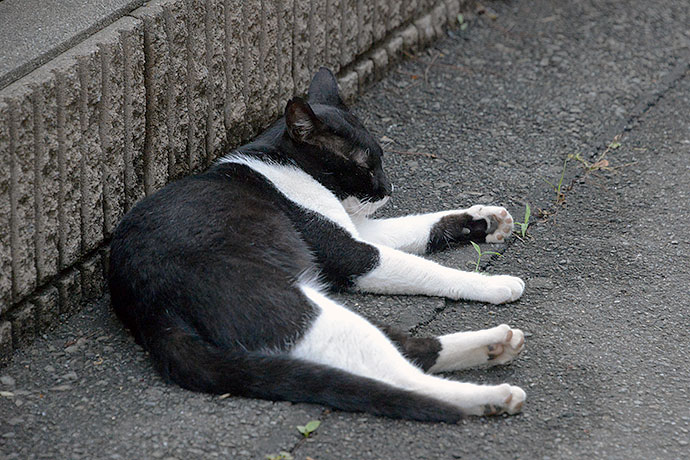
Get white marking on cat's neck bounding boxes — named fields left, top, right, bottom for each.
left=341, top=196, right=390, bottom=217
left=219, top=154, right=359, bottom=236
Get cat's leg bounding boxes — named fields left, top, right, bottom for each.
left=350, top=205, right=514, bottom=254
left=292, top=284, right=526, bottom=415
left=299, top=211, right=523, bottom=304
left=356, top=243, right=524, bottom=304
left=379, top=324, right=525, bottom=373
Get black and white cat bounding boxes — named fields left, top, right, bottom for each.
left=108, top=68, right=527, bottom=422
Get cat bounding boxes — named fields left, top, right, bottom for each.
left=108, top=67, right=527, bottom=422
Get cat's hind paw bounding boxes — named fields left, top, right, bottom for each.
left=487, top=325, right=525, bottom=365
left=466, top=205, right=514, bottom=243
left=482, top=384, right=526, bottom=416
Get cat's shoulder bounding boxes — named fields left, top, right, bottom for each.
left=219, top=153, right=358, bottom=235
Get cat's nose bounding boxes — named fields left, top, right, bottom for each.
left=381, top=175, right=392, bottom=196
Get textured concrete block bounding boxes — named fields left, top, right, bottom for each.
left=33, top=285, right=59, bottom=331
left=293, top=0, right=311, bottom=96
left=77, top=51, right=105, bottom=254
left=403, top=0, right=419, bottom=22
left=0, top=102, right=12, bottom=313
left=373, top=0, right=389, bottom=43
left=240, top=0, right=264, bottom=134
left=385, top=35, right=404, bottom=66
left=156, top=0, right=190, bottom=180
left=191, top=0, right=212, bottom=169
left=8, top=302, right=35, bottom=348
left=121, top=21, right=146, bottom=212
left=340, top=0, right=358, bottom=68
left=370, top=48, right=389, bottom=80
left=6, top=86, right=37, bottom=303
left=354, top=59, right=375, bottom=93
left=431, top=3, right=448, bottom=37
left=81, top=252, right=104, bottom=301
left=98, top=20, right=138, bottom=236
left=323, top=0, right=342, bottom=74
left=133, top=2, right=172, bottom=189
left=418, top=0, right=436, bottom=13
left=401, top=24, right=420, bottom=53
left=276, top=0, right=295, bottom=114
left=53, top=64, right=83, bottom=270
left=31, top=72, right=60, bottom=285
left=205, top=0, right=228, bottom=161
left=57, top=268, right=82, bottom=315
left=309, top=0, right=327, bottom=76
left=100, top=246, right=111, bottom=280
left=444, top=0, right=461, bottom=26
left=337, top=70, right=358, bottom=105
left=414, top=14, right=435, bottom=47
left=261, top=0, right=280, bottom=123
left=357, top=0, right=374, bottom=56
left=0, top=321, right=12, bottom=362
left=386, top=0, right=403, bottom=32
left=224, top=0, right=250, bottom=145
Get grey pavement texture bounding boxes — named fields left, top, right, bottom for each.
left=0, top=0, right=146, bottom=89
left=2, top=0, right=690, bottom=458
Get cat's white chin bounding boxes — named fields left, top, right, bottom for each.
left=341, top=196, right=390, bottom=217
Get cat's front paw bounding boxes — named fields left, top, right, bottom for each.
left=466, top=205, right=514, bottom=243
left=478, top=275, right=525, bottom=304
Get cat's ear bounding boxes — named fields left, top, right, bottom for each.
left=307, top=67, right=347, bottom=109
left=285, top=97, right=323, bottom=143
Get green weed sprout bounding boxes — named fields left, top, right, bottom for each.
left=542, top=157, right=569, bottom=204
left=470, top=241, right=502, bottom=272
left=514, top=203, right=531, bottom=238
left=457, top=14, right=468, bottom=30
left=296, top=420, right=321, bottom=438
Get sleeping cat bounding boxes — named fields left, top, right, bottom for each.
left=108, top=67, right=526, bottom=422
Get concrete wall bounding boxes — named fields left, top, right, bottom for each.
left=0, top=0, right=468, bottom=361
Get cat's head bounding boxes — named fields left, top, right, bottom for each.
left=283, top=68, right=392, bottom=217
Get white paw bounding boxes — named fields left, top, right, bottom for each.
left=466, top=205, right=514, bottom=243
left=483, top=384, right=526, bottom=416
left=479, top=275, right=525, bottom=304
left=486, top=325, right=525, bottom=365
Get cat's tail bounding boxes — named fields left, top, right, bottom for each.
left=144, top=319, right=465, bottom=423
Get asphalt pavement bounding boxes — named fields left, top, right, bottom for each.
left=1, top=0, right=689, bottom=459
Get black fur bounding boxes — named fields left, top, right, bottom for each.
left=109, top=68, right=466, bottom=422
left=380, top=326, right=443, bottom=371
left=427, top=213, right=491, bottom=252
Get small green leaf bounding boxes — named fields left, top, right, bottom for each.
left=457, top=13, right=464, bottom=24
left=297, top=420, right=321, bottom=437
left=470, top=241, right=481, bottom=255
left=608, top=141, right=621, bottom=149
left=304, top=420, right=321, bottom=432
left=524, top=203, right=531, bottom=224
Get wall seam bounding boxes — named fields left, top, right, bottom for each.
left=32, top=86, right=45, bottom=283
left=8, top=101, right=18, bottom=303
left=121, top=28, right=134, bottom=212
